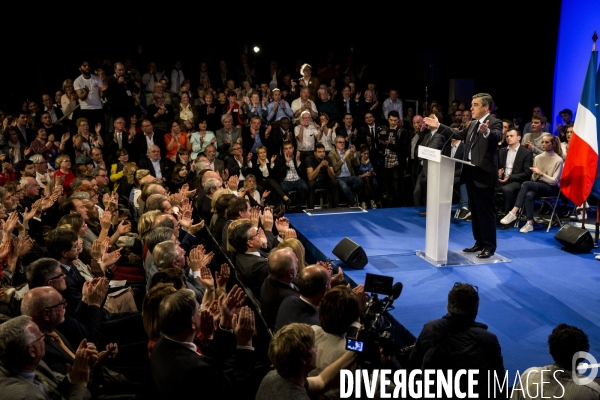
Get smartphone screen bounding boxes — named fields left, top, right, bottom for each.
left=346, top=338, right=364, bottom=353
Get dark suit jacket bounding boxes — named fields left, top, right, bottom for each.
left=420, top=130, right=448, bottom=176
left=439, top=116, right=503, bottom=188
left=197, top=103, right=224, bottom=133
left=147, top=103, right=174, bottom=132
left=133, top=131, right=167, bottom=160
left=15, top=126, right=37, bottom=146
left=43, top=330, right=75, bottom=375
left=337, top=98, right=359, bottom=121
left=498, top=145, right=533, bottom=184
left=356, top=123, right=385, bottom=162
left=273, top=153, right=306, bottom=182
left=235, top=252, right=269, bottom=301
left=274, top=296, right=319, bottom=332
left=241, top=127, right=279, bottom=157
left=150, top=333, right=254, bottom=400
left=137, top=157, right=175, bottom=181
left=442, top=141, right=466, bottom=179
left=225, top=156, right=251, bottom=182
left=103, top=131, right=135, bottom=164
left=259, top=276, right=300, bottom=328
left=58, top=302, right=104, bottom=347
left=61, top=265, right=85, bottom=313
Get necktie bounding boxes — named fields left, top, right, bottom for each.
left=46, top=331, right=76, bottom=359
left=175, top=71, right=180, bottom=92
left=118, top=132, right=122, bottom=149
left=70, top=265, right=82, bottom=283
left=152, top=74, right=157, bottom=83
left=468, top=121, right=480, bottom=145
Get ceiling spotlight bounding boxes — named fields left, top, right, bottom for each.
left=253, top=46, right=260, bottom=53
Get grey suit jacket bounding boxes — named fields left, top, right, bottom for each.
left=215, top=127, right=242, bottom=156
left=0, top=362, right=91, bottom=400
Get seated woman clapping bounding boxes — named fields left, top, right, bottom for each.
left=500, top=134, right=563, bottom=233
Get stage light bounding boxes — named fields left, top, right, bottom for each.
left=253, top=46, right=260, bottom=53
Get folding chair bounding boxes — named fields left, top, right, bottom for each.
left=538, top=190, right=563, bottom=232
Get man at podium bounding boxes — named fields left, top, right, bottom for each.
left=424, top=93, right=502, bottom=259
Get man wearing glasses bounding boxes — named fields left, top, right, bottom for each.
left=409, top=282, right=505, bottom=398
left=0, top=315, right=92, bottom=400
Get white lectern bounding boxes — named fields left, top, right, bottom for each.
left=417, top=146, right=473, bottom=264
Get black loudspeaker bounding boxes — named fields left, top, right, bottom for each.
left=554, top=225, right=594, bottom=253
left=332, top=237, right=368, bottom=269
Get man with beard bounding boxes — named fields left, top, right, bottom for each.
left=73, top=60, right=105, bottom=128
left=305, top=143, right=339, bottom=209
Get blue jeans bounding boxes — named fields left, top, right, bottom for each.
left=338, top=176, right=363, bottom=206
left=280, top=179, right=308, bottom=208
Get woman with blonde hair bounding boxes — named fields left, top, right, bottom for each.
left=137, top=210, right=162, bottom=240
left=61, top=79, right=77, bottom=119
left=133, top=169, right=152, bottom=210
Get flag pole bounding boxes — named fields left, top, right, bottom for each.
left=594, top=31, right=598, bottom=243
left=594, top=199, right=600, bottom=244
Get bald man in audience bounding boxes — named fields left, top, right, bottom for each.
left=260, top=247, right=300, bottom=328
left=274, top=264, right=330, bottom=331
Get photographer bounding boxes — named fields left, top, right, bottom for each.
left=308, top=285, right=361, bottom=399
left=379, top=111, right=410, bottom=207
left=104, top=62, right=139, bottom=121
left=409, top=282, right=504, bottom=397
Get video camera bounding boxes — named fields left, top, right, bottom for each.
left=346, top=273, right=403, bottom=370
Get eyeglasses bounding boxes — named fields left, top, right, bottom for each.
left=231, top=147, right=242, bottom=151
left=28, top=333, right=45, bottom=346
left=454, top=282, right=478, bottom=292
left=47, top=272, right=66, bottom=282
left=248, top=229, right=260, bottom=240
left=42, top=298, right=67, bottom=313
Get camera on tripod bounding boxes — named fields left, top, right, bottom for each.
left=346, top=273, right=403, bottom=369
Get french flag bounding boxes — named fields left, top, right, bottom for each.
left=560, top=50, right=598, bottom=206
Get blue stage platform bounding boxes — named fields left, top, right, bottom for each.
left=286, top=207, right=600, bottom=377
